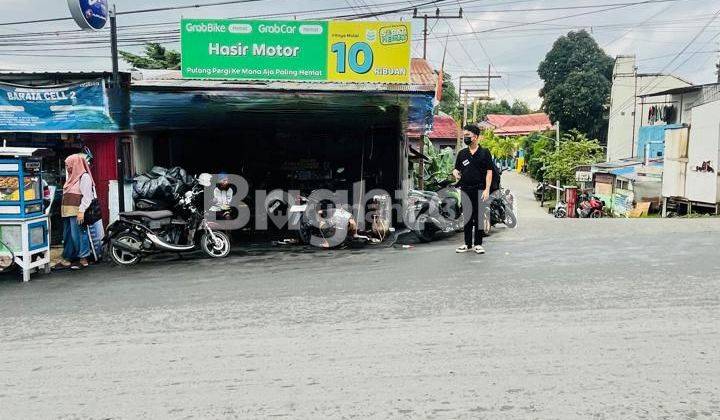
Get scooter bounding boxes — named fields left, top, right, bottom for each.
left=405, top=179, right=463, bottom=242
left=105, top=173, right=231, bottom=265
left=486, top=187, right=518, bottom=232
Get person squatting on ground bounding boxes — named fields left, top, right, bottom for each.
left=453, top=125, right=493, bottom=254
left=55, top=153, right=103, bottom=270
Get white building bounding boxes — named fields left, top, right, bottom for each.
left=606, top=55, right=691, bottom=161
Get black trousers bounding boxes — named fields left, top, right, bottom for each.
left=462, top=187, right=485, bottom=247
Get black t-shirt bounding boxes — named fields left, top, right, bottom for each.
left=455, top=146, right=492, bottom=189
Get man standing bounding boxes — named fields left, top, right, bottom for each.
left=452, top=125, right=493, bottom=254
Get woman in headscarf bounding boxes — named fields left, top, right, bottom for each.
left=54, top=153, right=99, bottom=270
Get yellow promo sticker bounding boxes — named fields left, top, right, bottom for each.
left=327, top=21, right=411, bottom=84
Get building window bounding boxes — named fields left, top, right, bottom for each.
left=616, top=179, right=629, bottom=190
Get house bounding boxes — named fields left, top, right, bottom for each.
left=637, top=83, right=720, bottom=214
left=606, top=55, right=692, bottom=161
left=479, top=113, right=553, bottom=137
left=407, top=113, right=459, bottom=149
left=592, top=159, right=664, bottom=216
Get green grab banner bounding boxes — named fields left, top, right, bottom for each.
left=181, top=19, right=329, bottom=81
left=180, top=19, right=412, bottom=83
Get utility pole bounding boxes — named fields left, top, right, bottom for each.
left=555, top=121, right=561, bottom=204
left=412, top=7, right=463, bottom=60
left=110, top=4, right=125, bottom=212
left=459, top=69, right=501, bottom=126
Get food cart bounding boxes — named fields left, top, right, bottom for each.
left=0, top=146, right=51, bottom=282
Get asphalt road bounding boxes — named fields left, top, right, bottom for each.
left=1, top=173, right=719, bottom=419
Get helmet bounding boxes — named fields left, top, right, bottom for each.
left=197, top=173, right=212, bottom=187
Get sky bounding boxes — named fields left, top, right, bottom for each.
left=0, top=0, right=718, bottom=108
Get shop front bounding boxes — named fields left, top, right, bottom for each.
left=0, top=72, right=131, bottom=241
left=128, top=63, right=435, bottom=232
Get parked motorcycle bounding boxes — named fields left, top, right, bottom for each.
left=105, top=173, right=231, bottom=265
left=533, top=181, right=553, bottom=202
left=405, top=180, right=463, bottom=242
left=485, top=187, right=518, bottom=233
left=267, top=190, right=391, bottom=248
left=576, top=193, right=605, bottom=218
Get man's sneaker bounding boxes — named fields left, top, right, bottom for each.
left=455, top=245, right=470, bottom=253
left=474, top=245, right=486, bottom=254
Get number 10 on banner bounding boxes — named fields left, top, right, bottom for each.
left=331, top=42, right=374, bottom=75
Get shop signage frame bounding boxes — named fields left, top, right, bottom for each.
left=181, top=19, right=412, bottom=84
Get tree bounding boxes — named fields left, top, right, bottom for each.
left=538, top=30, right=613, bottom=140
left=119, top=43, right=181, bottom=70
left=534, top=130, right=604, bottom=186
left=510, top=99, right=531, bottom=115
left=473, top=99, right=533, bottom=122
left=437, top=72, right=460, bottom=119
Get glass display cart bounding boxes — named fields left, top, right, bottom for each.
left=0, top=146, right=51, bottom=282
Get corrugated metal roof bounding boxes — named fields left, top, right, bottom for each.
left=483, top=113, right=553, bottom=135
left=131, top=58, right=436, bottom=94
left=408, top=114, right=458, bottom=139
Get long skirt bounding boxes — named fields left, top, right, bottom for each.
left=61, top=217, right=104, bottom=262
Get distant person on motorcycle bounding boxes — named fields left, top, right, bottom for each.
left=453, top=125, right=493, bottom=254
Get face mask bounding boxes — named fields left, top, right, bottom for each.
left=463, top=136, right=473, bottom=146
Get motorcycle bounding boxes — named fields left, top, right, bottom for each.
left=105, top=173, right=231, bottom=265
left=266, top=190, right=392, bottom=248
left=533, top=181, right=553, bottom=202
left=577, top=193, right=605, bottom=218
left=405, top=179, right=463, bottom=242
left=485, top=187, right=518, bottom=233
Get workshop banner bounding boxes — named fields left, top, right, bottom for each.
left=0, top=79, right=119, bottom=132
left=181, top=19, right=411, bottom=84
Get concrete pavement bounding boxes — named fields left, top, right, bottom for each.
left=1, top=172, right=719, bottom=419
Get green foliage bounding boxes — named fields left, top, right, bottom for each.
left=472, top=99, right=533, bottom=122
left=521, top=132, right=553, bottom=180
left=414, top=136, right=456, bottom=191
left=538, top=30, right=613, bottom=139
left=534, top=130, right=604, bottom=186
left=120, top=43, right=181, bottom=70
left=437, top=72, right=461, bottom=120
left=481, top=131, right=519, bottom=160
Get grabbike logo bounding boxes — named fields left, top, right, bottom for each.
left=200, top=174, right=495, bottom=247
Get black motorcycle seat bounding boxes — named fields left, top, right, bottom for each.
left=120, top=210, right=173, bottom=220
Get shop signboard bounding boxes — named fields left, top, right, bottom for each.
left=181, top=19, right=411, bottom=84
left=575, top=170, right=592, bottom=182
left=67, top=0, right=109, bottom=31
left=0, top=80, right=119, bottom=132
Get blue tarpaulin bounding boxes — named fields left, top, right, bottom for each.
left=636, top=124, right=682, bottom=159
left=0, top=79, right=124, bottom=133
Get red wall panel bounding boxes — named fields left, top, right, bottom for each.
left=80, top=134, right=117, bottom=225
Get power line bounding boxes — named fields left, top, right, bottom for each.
left=0, top=0, right=269, bottom=26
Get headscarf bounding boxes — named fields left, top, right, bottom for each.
left=63, top=153, right=94, bottom=192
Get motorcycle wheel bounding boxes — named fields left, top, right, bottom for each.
left=415, top=215, right=437, bottom=242
left=590, top=209, right=603, bottom=218
left=554, top=208, right=567, bottom=218
left=200, top=231, right=231, bottom=258
left=110, top=233, right=142, bottom=266
left=504, top=211, right=518, bottom=228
